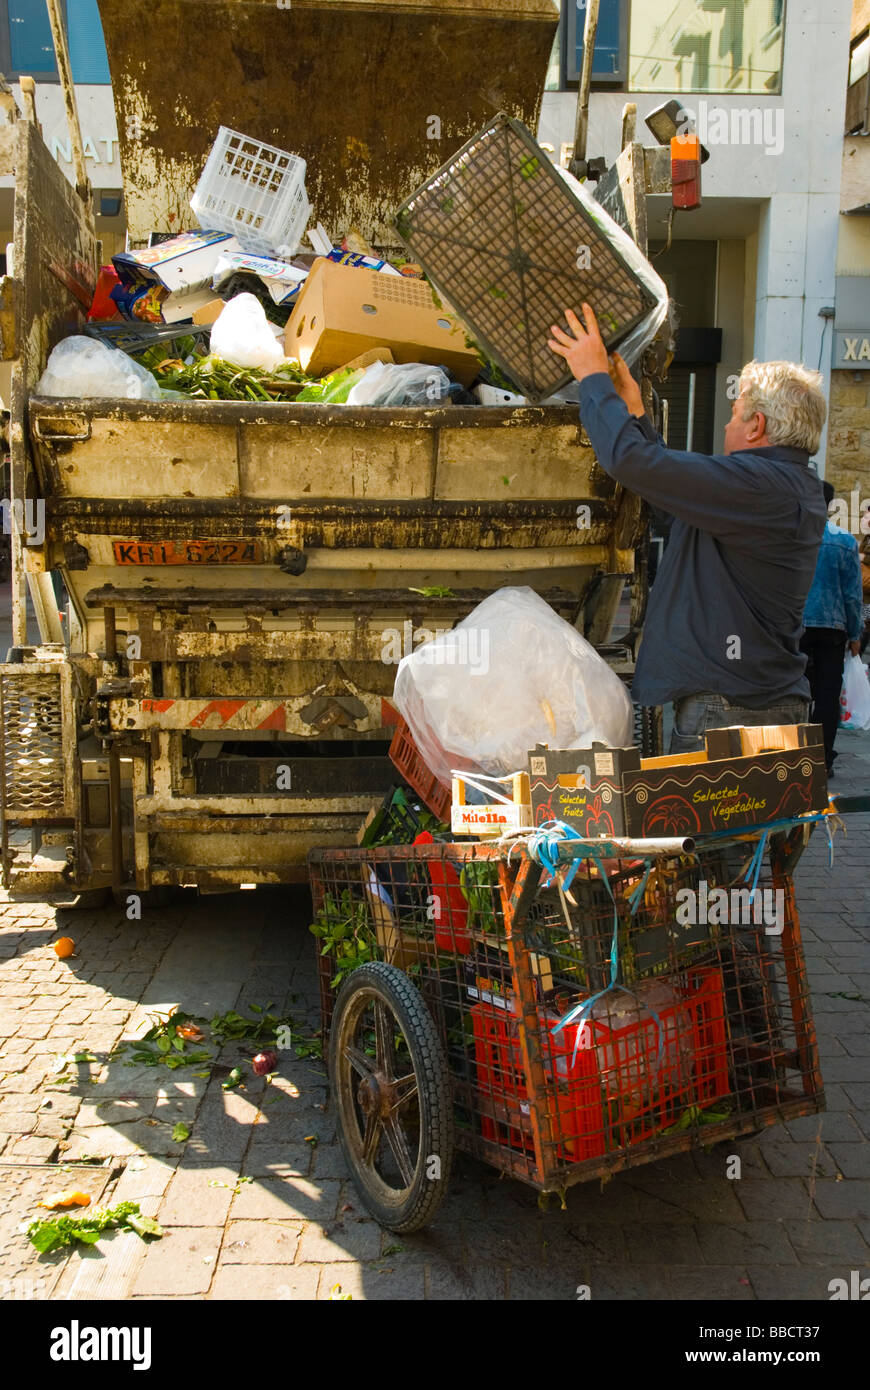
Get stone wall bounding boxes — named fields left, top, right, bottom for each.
left=825, top=369, right=870, bottom=494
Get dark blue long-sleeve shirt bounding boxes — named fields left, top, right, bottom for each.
left=578, top=372, right=827, bottom=707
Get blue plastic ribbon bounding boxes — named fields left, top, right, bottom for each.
left=545, top=845, right=663, bottom=1072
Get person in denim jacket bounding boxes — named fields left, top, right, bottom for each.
left=801, top=481, right=863, bottom=774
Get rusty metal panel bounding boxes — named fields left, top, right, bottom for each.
left=435, top=421, right=598, bottom=500
left=100, top=690, right=386, bottom=738
left=10, top=120, right=97, bottom=644
left=238, top=416, right=434, bottom=500
left=32, top=414, right=240, bottom=499
left=97, top=0, right=558, bottom=246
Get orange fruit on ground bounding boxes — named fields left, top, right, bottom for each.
left=53, top=937, right=75, bottom=959
left=39, top=1189, right=91, bottom=1209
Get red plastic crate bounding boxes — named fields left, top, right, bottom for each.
left=388, top=714, right=451, bottom=824
left=471, top=965, right=730, bottom=1161
left=472, top=1003, right=603, bottom=1161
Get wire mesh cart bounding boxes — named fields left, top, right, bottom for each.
left=309, top=824, right=824, bottom=1232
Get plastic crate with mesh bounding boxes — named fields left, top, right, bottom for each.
left=311, top=834, right=823, bottom=1214
left=395, top=112, right=658, bottom=400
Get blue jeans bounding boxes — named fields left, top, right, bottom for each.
left=670, top=692, right=811, bottom=755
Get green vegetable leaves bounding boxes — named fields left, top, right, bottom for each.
left=26, top=1201, right=162, bottom=1254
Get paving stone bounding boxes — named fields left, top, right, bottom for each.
left=735, top=1179, right=811, bottom=1221
left=317, top=1260, right=426, bottom=1301
left=783, top=1218, right=870, bottom=1265
left=506, top=1265, right=580, bottom=1300
left=297, top=1219, right=382, bottom=1263
left=0, top=1111, right=38, bottom=1134
left=748, top=1266, right=838, bottom=1300
left=586, top=1263, right=676, bottom=1299
left=109, top=1157, right=178, bottom=1205
left=626, top=1178, right=746, bottom=1224
left=209, top=1263, right=319, bottom=1300
left=63, top=1119, right=186, bottom=1160
left=220, top=1219, right=302, bottom=1265
left=159, top=1165, right=244, bottom=1226
left=757, top=1140, right=835, bottom=1179
left=131, top=1226, right=224, bottom=1296
left=620, top=1221, right=703, bottom=1265
left=536, top=1219, right=628, bottom=1266
left=695, top=1221, right=799, bottom=1265
left=811, top=1180, right=870, bottom=1221
left=667, top=1266, right=756, bottom=1300
left=7, top=1135, right=57, bottom=1159
left=786, top=1112, right=863, bottom=1143
left=183, top=1092, right=257, bottom=1164
left=826, top=1143, right=870, bottom=1179
left=239, top=1143, right=312, bottom=1178
left=692, top=1141, right=770, bottom=1180
left=230, top=1175, right=340, bottom=1225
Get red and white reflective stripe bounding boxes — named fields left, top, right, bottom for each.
left=138, top=698, right=293, bottom=731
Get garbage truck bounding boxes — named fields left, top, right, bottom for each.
left=0, top=0, right=669, bottom=900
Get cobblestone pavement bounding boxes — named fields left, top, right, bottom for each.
left=0, top=735, right=868, bottom=1301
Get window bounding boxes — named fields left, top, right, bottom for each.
left=850, top=30, right=869, bottom=88
left=1, top=0, right=110, bottom=84
left=563, top=0, right=627, bottom=86
left=629, top=0, right=786, bottom=96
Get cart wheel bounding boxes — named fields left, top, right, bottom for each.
left=330, top=961, right=454, bottom=1233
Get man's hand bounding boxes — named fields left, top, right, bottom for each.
left=849, top=639, right=861, bottom=657
left=608, top=351, right=645, bottom=418
left=548, top=303, right=608, bottom=382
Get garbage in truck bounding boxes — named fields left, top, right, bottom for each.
left=36, top=336, right=164, bottom=401
left=209, top=293, right=285, bottom=372
left=112, top=230, right=244, bottom=324
left=50, top=115, right=672, bottom=407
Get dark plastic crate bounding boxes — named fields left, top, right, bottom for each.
left=395, top=112, right=657, bottom=401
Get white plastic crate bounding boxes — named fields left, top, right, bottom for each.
left=191, top=127, right=310, bottom=257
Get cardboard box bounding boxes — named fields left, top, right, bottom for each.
left=451, top=772, right=532, bottom=837
left=113, top=230, right=242, bottom=323
left=528, top=744, right=640, bottom=837
left=528, top=726, right=827, bottom=841
left=192, top=298, right=226, bottom=325
left=284, top=259, right=481, bottom=383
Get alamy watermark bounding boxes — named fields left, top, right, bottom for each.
left=1, top=497, right=44, bottom=545
left=675, top=880, right=784, bottom=935
left=677, top=101, right=784, bottom=158
left=380, top=621, right=490, bottom=675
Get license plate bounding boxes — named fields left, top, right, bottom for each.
left=112, top=540, right=263, bottom=565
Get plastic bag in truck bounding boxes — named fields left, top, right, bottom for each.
left=392, top=586, right=635, bottom=789
left=36, top=335, right=163, bottom=400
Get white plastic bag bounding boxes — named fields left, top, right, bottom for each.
left=555, top=166, right=669, bottom=368
left=210, top=292, right=284, bottom=371
left=392, top=586, right=635, bottom=788
left=36, top=335, right=163, bottom=400
left=840, top=653, right=870, bottom=731
left=346, top=361, right=451, bottom=407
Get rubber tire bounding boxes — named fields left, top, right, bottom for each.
left=329, top=961, right=454, bottom=1233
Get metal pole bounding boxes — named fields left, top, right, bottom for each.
left=686, top=371, right=697, bottom=451
left=103, top=606, right=124, bottom=896
left=44, top=0, right=90, bottom=203
left=571, top=0, right=600, bottom=174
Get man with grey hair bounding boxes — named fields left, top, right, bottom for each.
left=549, top=304, right=828, bottom=751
